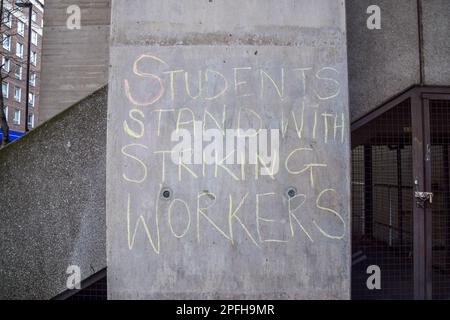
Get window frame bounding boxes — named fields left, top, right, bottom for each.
left=4, top=11, right=12, bottom=28
left=13, top=109, right=20, bottom=125
left=2, top=57, right=10, bottom=73
left=17, top=20, right=25, bottom=37
left=31, top=30, right=38, bottom=46
left=3, top=34, right=11, bottom=51
left=2, top=81, right=9, bottom=98
left=30, top=71, right=36, bottom=86
left=16, top=42, right=24, bottom=58
left=14, top=64, right=22, bottom=80
left=14, top=86, right=21, bottom=102
left=27, top=113, right=34, bottom=128
left=31, top=51, right=37, bottom=66
left=28, top=92, right=34, bottom=107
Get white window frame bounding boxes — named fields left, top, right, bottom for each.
left=13, top=109, right=20, bottom=125
left=27, top=113, right=34, bottom=128
left=17, top=20, right=25, bottom=37
left=2, top=57, right=10, bottom=72
left=31, top=30, right=38, bottom=46
left=28, top=92, right=34, bottom=107
left=16, top=43, right=23, bottom=58
left=31, top=10, right=37, bottom=23
left=4, top=106, right=8, bottom=121
left=3, top=34, right=11, bottom=51
left=30, top=71, right=36, bottom=86
left=31, top=51, right=37, bottom=65
left=2, top=82, right=9, bottom=98
left=14, top=86, right=21, bottom=102
left=14, top=64, right=22, bottom=80
left=4, top=11, right=12, bottom=28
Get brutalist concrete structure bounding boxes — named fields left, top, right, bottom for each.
left=106, top=0, right=350, bottom=299
left=0, top=0, right=449, bottom=300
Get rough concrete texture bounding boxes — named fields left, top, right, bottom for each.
left=346, top=0, right=420, bottom=121
left=39, top=0, right=111, bottom=122
left=422, top=0, right=450, bottom=85
left=0, top=87, right=107, bottom=299
left=107, top=0, right=351, bottom=299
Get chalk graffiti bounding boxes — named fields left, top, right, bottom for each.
left=118, top=52, right=348, bottom=254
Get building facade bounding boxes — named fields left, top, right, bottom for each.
left=1, top=0, right=44, bottom=138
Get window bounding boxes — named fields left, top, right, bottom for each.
left=3, top=106, right=8, bottom=121
left=30, top=71, right=36, bottom=86
left=31, top=30, right=38, bottom=45
left=28, top=92, right=34, bottom=107
left=31, top=51, right=37, bottom=65
left=2, top=57, right=10, bottom=72
left=2, top=82, right=9, bottom=98
left=14, top=64, right=22, bottom=80
left=13, top=109, right=20, bottom=125
left=31, top=11, right=37, bottom=23
left=4, top=11, right=12, bottom=28
left=3, top=34, right=11, bottom=51
left=27, top=113, right=34, bottom=128
left=16, top=43, right=23, bottom=58
left=14, top=86, right=21, bottom=102
left=17, top=20, right=25, bottom=37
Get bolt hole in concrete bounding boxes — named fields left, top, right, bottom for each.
left=286, top=187, right=297, bottom=198
left=161, top=188, right=172, bottom=200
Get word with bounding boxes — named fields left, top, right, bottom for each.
left=66, top=265, right=81, bottom=290
left=171, top=121, right=280, bottom=175
left=126, top=185, right=346, bottom=254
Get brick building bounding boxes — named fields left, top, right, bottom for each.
left=1, top=0, right=44, bottom=139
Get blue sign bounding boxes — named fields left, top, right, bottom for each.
left=0, top=129, right=24, bottom=142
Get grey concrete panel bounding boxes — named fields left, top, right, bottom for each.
left=107, top=0, right=351, bottom=299
left=0, top=87, right=107, bottom=299
left=39, top=0, right=111, bottom=122
left=422, top=0, right=450, bottom=85
left=346, top=0, right=420, bottom=121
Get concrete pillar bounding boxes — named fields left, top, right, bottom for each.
left=107, top=0, right=350, bottom=299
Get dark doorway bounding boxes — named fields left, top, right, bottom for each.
left=351, top=99, right=414, bottom=299
left=351, top=88, right=450, bottom=300
left=427, top=98, right=450, bottom=299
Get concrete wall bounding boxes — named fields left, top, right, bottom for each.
left=346, top=0, right=420, bottom=121
left=347, top=0, right=450, bottom=121
left=422, top=0, right=450, bottom=85
left=39, top=0, right=111, bottom=122
left=107, top=0, right=351, bottom=299
left=0, top=87, right=107, bottom=299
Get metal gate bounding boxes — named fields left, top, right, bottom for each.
left=351, top=87, right=450, bottom=300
